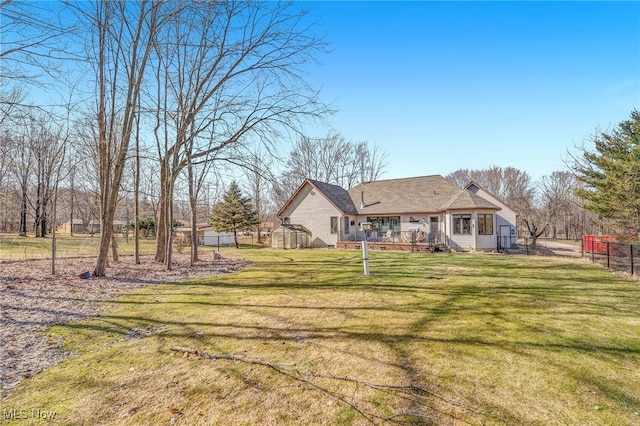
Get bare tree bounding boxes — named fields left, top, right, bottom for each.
left=0, top=1, right=71, bottom=81
left=540, top=171, right=576, bottom=239
left=9, top=129, right=33, bottom=236
left=150, top=1, right=328, bottom=268
left=447, top=165, right=533, bottom=210
left=274, top=133, right=388, bottom=206
left=0, top=131, right=14, bottom=202
left=242, top=149, right=276, bottom=244
left=72, top=1, right=161, bottom=276
left=24, top=117, right=66, bottom=238
left=185, top=137, right=220, bottom=265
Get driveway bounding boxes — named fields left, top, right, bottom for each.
left=534, top=239, right=582, bottom=257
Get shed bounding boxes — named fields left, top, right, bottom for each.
left=271, top=224, right=312, bottom=249
left=202, top=228, right=235, bottom=246
left=175, top=225, right=235, bottom=247
left=58, top=219, right=84, bottom=234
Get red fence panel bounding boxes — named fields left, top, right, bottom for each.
left=582, top=235, right=618, bottom=254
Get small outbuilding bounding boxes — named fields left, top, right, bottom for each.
left=202, top=227, right=235, bottom=246
left=271, top=224, right=312, bottom=249
left=175, top=224, right=235, bottom=247
left=58, top=219, right=84, bottom=234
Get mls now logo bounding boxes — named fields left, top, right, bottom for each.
left=2, top=408, right=57, bottom=420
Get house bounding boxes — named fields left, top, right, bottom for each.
left=57, top=219, right=84, bottom=234
left=88, top=219, right=101, bottom=234
left=275, top=175, right=518, bottom=252
left=175, top=224, right=235, bottom=247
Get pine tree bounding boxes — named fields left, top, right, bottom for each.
left=209, top=182, right=259, bottom=248
left=572, top=110, right=640, bottom=238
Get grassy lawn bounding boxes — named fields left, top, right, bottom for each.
left=2, top=249, right=639, bottom=425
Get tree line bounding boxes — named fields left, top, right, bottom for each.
left=0, top=0, right=392, bottom=275
left=447, top=110, right=640, bottom=246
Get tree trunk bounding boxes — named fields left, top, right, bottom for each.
left=40, top=198, right=47, bottom=238
left=51, top=186, right=58, bottom=275
left=155, top=158, right=176, bottom=270
left=188, top=161, right=198, bottom=265
left=94, top=211, right=114, bottom=276
left=110, top=230, right=119, bottom=262
left=134, top=124, right=140, bottom=264
left=19, top=188, right=27, bottom=236
left=155, top=160, right=169, bottom=264
left=35, top=181, right=43, bottom=237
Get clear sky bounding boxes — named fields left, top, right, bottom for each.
left=300, top=1, right=640, bottom=181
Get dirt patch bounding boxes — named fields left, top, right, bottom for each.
left=0, top=253, right=247, bottom=397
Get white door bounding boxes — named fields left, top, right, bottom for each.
left=499, top=225, right=511, bottom=249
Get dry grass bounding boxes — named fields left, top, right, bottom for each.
left=2, top=249, right=640, bottom=425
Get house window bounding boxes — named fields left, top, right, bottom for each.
left=366, top=216, right=401, bottom=233
left=453, top=214, right=471, bottom=235
left=330, top=216, right=338, bottom=234
left=477, top=214, right=493, bottom=235
left=343, top=217, right=350, bottom=234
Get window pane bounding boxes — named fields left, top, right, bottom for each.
left=462, top=215, right=471, bottom=234
left=330, top=216, right=338, bottom=234
left=478, top=214, right=493, bottom=235
left=453, top=214, right=462, bottom=234
left=365, top=216, right=401, bottom=232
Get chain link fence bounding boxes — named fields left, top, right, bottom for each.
left=0, top=235, right=157, bottom=261
left=582, top=235, right=640, bottom=276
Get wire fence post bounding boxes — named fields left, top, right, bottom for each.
left=583, top=236, right=638, bottom=276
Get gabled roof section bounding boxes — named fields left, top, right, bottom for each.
left=277, top=179, right=357, bottom=217
left=440, top=189, right=501, bottom=211
left=347, top=175, right=463, bottom=214
left=308, top=179, right=358, bottom=214
left=464, top=181, right=518, bottom=214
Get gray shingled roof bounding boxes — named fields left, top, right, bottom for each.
left=348, top=175, right=476, bottom=214
left=307, top=179, right=358, bottom=214
left=440, top=189, right=501, bottom=211
left=282, top=176, right=501, bottom=216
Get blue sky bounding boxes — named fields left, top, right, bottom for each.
left=301, top=1, right=640, bottom=181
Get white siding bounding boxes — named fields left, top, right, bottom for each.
left=202, top=229, right=235, bottom=246
left=475, top=210, right=497, bottom=251
left=281, top=183, right=343, bottom=247
left=446, top=211, right=476, bottom=251
left=468, top=186, right=517, bottom=232
left=342, top=216, right=355, bottom=241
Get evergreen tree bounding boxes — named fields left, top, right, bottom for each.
left=209, top=182, right=259, bottom=248
left=572, top=110, right=640, bottom=238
